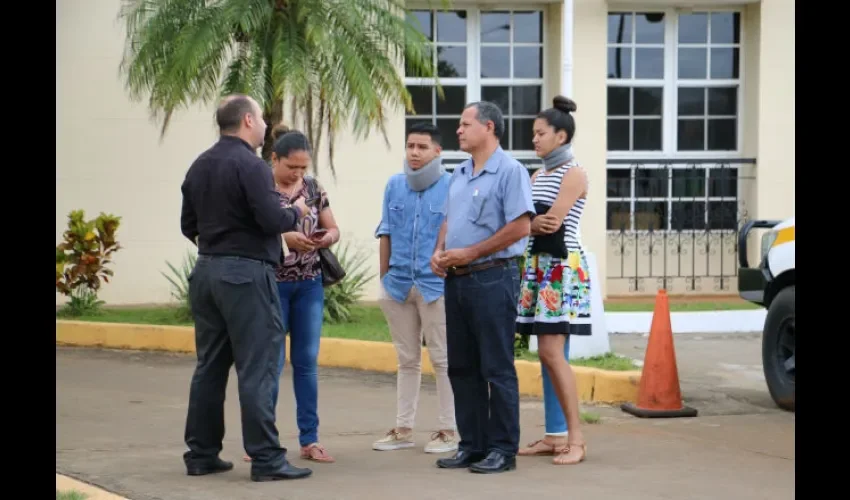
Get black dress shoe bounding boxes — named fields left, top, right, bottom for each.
left=186, top=457, right=234, bottom=476
left=436, top=450, right=485, bottom=469
left=251, top=461, right=313, bottom=482
left=469, top=451, right=516, bottom=474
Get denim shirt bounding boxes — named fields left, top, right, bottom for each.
left=375, top=171, right=452, bottom=304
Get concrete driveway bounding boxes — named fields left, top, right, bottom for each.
left=56, top=345, right=794, bottom=500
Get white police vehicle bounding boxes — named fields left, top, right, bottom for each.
left=737, top=217, right=795, bottom=411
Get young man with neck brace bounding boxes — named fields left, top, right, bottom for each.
left=372, top=122, right=458, bottom=454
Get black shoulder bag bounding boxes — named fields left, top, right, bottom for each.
left=304, top=177, right=346, bottom=287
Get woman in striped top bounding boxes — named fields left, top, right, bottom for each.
left=516, top=95, right=589, bottom=466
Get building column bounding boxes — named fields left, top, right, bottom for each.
left=755, top=0, right=795, bottom=221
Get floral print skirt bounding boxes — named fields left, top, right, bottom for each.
left=516, top=249, right=592, bottom=336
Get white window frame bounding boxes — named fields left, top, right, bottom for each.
left=404, top=2, right=549, bottom=164
left=605, top=5, right=746, bottom=161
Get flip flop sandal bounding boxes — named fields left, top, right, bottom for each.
left=300, top=443, right=335, bottom=463
left=517, top=439, right=558, bottom=456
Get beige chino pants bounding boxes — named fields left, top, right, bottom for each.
left=378, top=284, right=456, bottom=431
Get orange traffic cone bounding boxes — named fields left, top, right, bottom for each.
left=621, top=290, right=698, bottom=418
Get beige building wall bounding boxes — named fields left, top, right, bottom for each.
left=57, top=0, right=791, bottom=306
left=56, top=0, right=402, bottom=306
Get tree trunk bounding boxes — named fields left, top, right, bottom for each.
left=261, top=98, right=284, bottom=162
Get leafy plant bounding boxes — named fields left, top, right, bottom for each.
left=162, top=250, right=197, bottom=322
left=117, top=0, right=448, bottom=172
left=56, top=210, right=122, bottom=316
left=323, top=240, right=376, bottom=323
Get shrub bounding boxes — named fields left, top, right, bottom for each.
left=162, top=250, right=197, bottom=322
left=56, top=210, right=121, bottom=316
left=323, top=240, right=376, bottom=323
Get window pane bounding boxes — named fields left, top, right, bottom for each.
left=514, top=47, right=542, bottom=78
left=635, top=169, right=667, bottom=197
left=481, top=11, right=510, bottom=43
left=634, top=87, right=663, bottom=115
left=709, top=167, right=738, bottom=197
left=678, top=87, right=705, bottom=116
left=514, top=11, right=543, bottom=43
left=678, top=48, right=707, bottom=79
left=634, top=48, right=664, bottom=79
left=406, top=118, right=432, bottom=134
left=710, top=48, right=740, bottom=79
left=634, top=201, right=667, bottom=231
left=671, top=201, right=706, bottom=231
left=512, top=86, right=541, bottom=116
left=437, top=46, right=466, bottom=77
left=436, top=11, right=466, bottom=43
left=707, top=87, right=737, bottom=115
left=633, top=119, right=662, bottom=150
left=607, top=169, right=631, bottom=197
left=672, top=168, right=706, bottom=198
left=607, top=119, right=630, bottom=150
left=707, top=118, right=736, bottom=150
left=406, top=85, right=433, bottom=116
left=436, top=118, right=460, bottom=150
left=407, top=11, right=433, bottom=40
left=607, top=87, right=630, bottom=116
left=607, top=13, right=633, bottom=44
left=512, top=118, right=536, bottom=150
left=607, top=201, right=631, bottom=230
left=678, top=13, right=708, bottom=44
left=481, top=47, right=510, bottom=78
left=678, top=119, right=705, bottom=150
left=710, top=12, right=740, bottom=44
left=635, top=12, right=665, bottom=43
left=608, top=47, right=632, bottom=79
left=436, top=86, right=466, bottom=115
left=707, top=201, right=738, bottom=230
left=481, top=86, right=509, bottom=115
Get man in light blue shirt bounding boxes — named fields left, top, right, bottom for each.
left=373, top=122, right=458, bottom=455
left=430, top=101, right=535, bottom=474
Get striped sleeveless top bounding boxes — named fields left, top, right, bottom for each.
left=529, top=160, right=586, bottom=253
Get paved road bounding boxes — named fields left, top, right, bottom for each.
left=610, top=331, right=778, bottom=415
left=56, top=346, right=794, bottom=500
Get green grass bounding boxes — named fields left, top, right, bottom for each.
left=515, top=350, right=639, bottom=371
left=580, top=411, right=601, bottom=424
left=62, top=300, right=746, bottom=372
left=57, top=490, right=87, bottom=500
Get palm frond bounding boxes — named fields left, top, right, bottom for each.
left=118, top=0, right=443, bottom=171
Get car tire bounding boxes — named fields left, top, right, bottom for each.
left=762, top=285, right=795, bottom=411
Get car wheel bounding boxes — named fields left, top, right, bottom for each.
left=762, top=285, right=795, bottom=411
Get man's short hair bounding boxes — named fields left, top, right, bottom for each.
left=216, top=95, right=256, bottom=133
left=406, top=121, right=442, bottom=147
left=464, top=101, right=505, bottom=139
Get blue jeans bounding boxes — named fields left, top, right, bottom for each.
left=445, top=261, right=521, bottom=457
left=542, top=337, right=570, bottom=435
left=273, top=276, right=324, bottom=447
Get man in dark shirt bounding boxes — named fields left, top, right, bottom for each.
left=180, top=94, right=312, bottom=482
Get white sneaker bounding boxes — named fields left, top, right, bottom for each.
left=372, top=428, right=415, bottom=451
left=424, top=430, right=459, bottom=454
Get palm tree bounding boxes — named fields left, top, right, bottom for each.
left=118, top=0, right=445, bottom=175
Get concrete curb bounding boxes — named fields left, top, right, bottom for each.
left=56, top=320, right=640, bottom=404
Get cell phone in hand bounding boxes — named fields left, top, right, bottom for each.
left=311, top=229, right=328, bottom=241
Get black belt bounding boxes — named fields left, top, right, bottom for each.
left=446, top=258, right=512, bottom=277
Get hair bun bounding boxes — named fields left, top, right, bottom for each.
left=271, top=123, right=291, bottom=141
left=553, top=95, right=577, bottom=113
